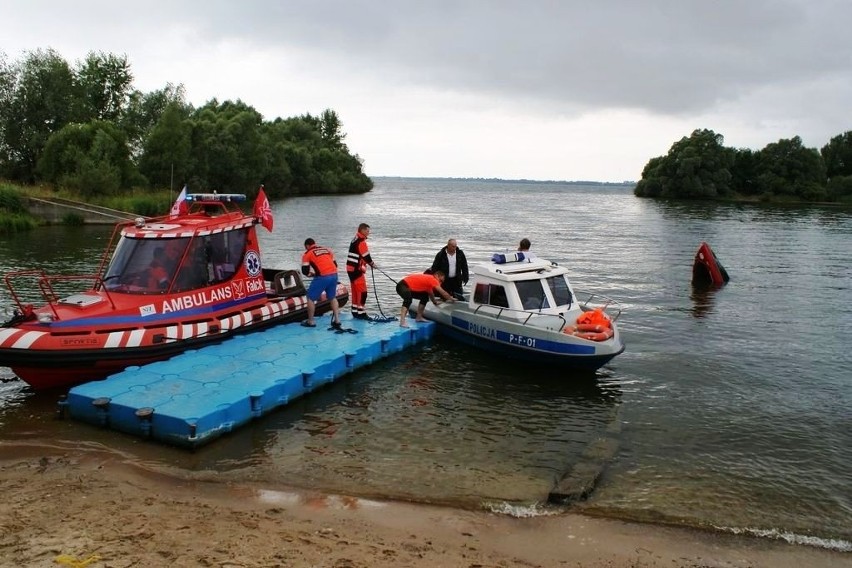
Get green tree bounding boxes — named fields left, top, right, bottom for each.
left=37, top=120, right=138, bottom=196
left=186, top=99, right=265, bottom=192
left=138, top=102, right=192, bottom=188
left=754, top=136, right=826, bottom=200
left=319, top=108, right=344, bottom=148
left=730, top=148, right=760, bottom=196
left=820, top=131, right=852, bottom=178
left=635, top=129, right=734, bottom=199
left=74, top=51, right=133, bottom=123
left=826, top=175, right=852, bottom=202
left=633, top=156, right=666, bottom=197
left=0, top=53, right=14, bottom=162
left=122, top=83, right=188, bottom=158
left=1, top=48, right=372, bottom=197
left=0, top=49, right=76, bottom=182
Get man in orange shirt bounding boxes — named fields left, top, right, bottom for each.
left=396, top=270, right=455, bottom=328
left=301, top=238, right=342, bottom=329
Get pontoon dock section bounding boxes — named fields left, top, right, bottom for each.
left=63, top=315, right=434, bottom=448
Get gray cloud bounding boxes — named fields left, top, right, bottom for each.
left=2, top=0, right=850, bottom=179
left=168, top=0, right=852, bottom=116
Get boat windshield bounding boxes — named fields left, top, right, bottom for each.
left=516, top=280, right=551, bottom=310
left=546, top=274, right=573, bottom=307
left=102, top=229, right=247, bottom=293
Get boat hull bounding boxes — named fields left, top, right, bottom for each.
left=419, top=303, right=624, bottom=372
left=1, top=287, right=347, bottom=390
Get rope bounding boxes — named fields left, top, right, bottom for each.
left=373, top=266, right=398, bottom=284
left=369, top=266, right=400, bottom=322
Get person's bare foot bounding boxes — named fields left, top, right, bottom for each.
left=400, top=323, right=409, bottom=328
left=415, top=318, right=426, bottom=322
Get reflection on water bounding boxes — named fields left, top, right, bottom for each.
left=177, top=339, right=623, bottom=508
left=689, top=284, right=720, bottom=318
left=0, top=340, right=622, bottom=509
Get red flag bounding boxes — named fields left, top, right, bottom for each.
left=253, top=185, right=274, bottom=232
left=169, top=185, right=188, bottom=218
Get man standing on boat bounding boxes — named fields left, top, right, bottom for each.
left=430, top=238, right=468, bottom=300
left=346, top=223, right=376, bottom=320
left=301, top=238, right=342, bottom=329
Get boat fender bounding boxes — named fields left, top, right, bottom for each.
left=491, top=252, right=526, bottom=264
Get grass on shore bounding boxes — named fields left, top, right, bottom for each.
left=0, top=181, right=179, bottom=233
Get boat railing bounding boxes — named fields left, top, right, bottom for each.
left=573, top=290, right=623, bottom=321
left=4, top=270, right=116, bottom=319
left=469, top=291, right=622, bottom=333
left=471, top=304, right=569, bottom=331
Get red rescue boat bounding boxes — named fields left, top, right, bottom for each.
left=692, top=241, right=730, bottom=286
left=0, top=191, right=347, bottom=390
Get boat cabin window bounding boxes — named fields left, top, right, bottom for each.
left=473, top=283, right=509, bottom=308
left=516, top=280, right=550, bottom=310
left=102, top=229, right=248, bottom=294
left=546, top=275, right=573, bottom=307
left=173, top=230, right=248, bottom=292
left=103, top=236, right=190, bottom=293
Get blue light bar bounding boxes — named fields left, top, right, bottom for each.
left=185, top=193, right=247, bottom=202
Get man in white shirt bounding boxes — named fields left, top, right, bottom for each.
left=430, top=238, right=469, bottom=299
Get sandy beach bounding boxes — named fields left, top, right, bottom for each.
left=0, top=442, right=847, bottom=568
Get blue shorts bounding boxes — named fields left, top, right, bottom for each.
left=307, top=274, right=338, bottom=302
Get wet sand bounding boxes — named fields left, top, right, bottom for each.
left=0, top=443, right=847, bottom=568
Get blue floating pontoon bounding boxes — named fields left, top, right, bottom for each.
left=63, top=315, right=434, bottom=448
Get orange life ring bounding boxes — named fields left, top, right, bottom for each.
left=574, top=328, right=614, bottom=342
left=576, top=323, right=608, bottom=333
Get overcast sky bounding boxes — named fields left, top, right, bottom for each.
left=2, top=0, right=850, bottom=182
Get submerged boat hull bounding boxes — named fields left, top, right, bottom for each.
left=692, top=241, right=729, bottom=286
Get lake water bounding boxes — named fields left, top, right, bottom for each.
left=1, top=178, right=850, bottom=552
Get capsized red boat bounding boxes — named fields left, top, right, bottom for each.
left=0, top=190, right=347, bottom=390
left=692, top=241, right=730, bottom=286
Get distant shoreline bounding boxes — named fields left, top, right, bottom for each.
left=370, top=176, right=637, bottom=186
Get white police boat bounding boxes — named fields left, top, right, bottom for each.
left=418, top=253, right=624, bottom=371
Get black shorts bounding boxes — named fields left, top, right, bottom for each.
left=396, top=281, right=429, bottom=308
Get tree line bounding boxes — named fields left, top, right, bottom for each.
left=634, top=128, right=852, bottom=203
left=0, top=49, right=373, bottom=199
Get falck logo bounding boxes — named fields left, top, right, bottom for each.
left=231, top=279, right=246, bottom=299
left=245, top=250, right=261, bottom=277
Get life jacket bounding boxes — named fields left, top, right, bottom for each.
left=576, top=308, right=611, bottom=328
left=346, top=232, right=372, bottom=277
